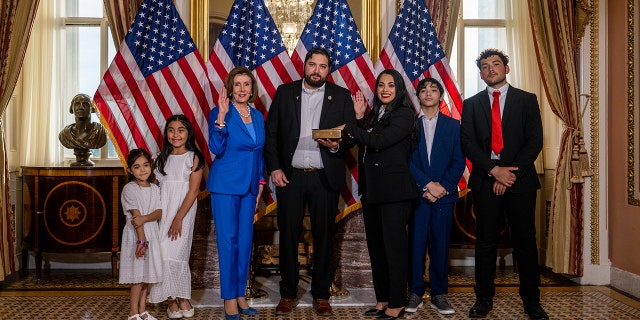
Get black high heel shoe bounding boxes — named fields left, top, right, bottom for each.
left=377, top=308, right=405, bottom=320
left=364, top=306, right=387, bottom=316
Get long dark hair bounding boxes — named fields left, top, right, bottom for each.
left=155, top=114, right=205, bottom=175
left=126, top=148, right=155, bottom=183
left=363, top=69, right=414, bottom=130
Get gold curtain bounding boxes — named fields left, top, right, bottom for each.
left=103, top=0, right=144, bottom=46
left=528, top=0, right=591, bottom=276
left=425, top=0, right=461, bottom=57
left=0, top=0, right=40, bottom=280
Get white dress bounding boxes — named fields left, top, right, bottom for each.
left=119, top=182, right=163, bottom=284
left=149, top=151, right=198, bottom=302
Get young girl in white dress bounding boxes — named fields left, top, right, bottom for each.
left=149, top=115, right=205, bottom=319
left=119, top=148, right=163, bottom=320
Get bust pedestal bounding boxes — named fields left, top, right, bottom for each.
left=21, top=166, right=125, bottom=278
left=71, top=148, right=95, bottom=166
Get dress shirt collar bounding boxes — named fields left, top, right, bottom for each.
left=302, top=82, right=326, bottom=95
left=486, top=83, right=510, bottom=96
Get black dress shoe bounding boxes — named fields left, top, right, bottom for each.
left=364, top=307, right=386, bottom=316
left=468, top=300, right=493, bottom=318
left=524, top=304, right=549, bottom=320
left=377, top=308, right=405, bottom=320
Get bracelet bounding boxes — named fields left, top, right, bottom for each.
left=136, top=240, right=149, bottom=248
left=258, top=179, right=266, bottom=185
left=214, top=120, right=226, bottom=127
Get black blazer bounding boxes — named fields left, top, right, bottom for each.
left=460, top=85, right=543, bottom=193
left=343, top=105, right=418, bottom=204
left=264, top=80, right=356, bottom=191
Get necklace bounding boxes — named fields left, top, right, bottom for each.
left=234, top=105, right=251, bottom=118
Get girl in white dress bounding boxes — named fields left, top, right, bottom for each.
left=119, top=148, right=163, bottom=320
left=149, top=115, right=205, bottom=319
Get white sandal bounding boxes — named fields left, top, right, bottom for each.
left=167, top=299, right=183, bottom=319
left=127, top=314, right=143, bottom=320
left=178, top=298, right=195, bottom=318
left=139, top=311, right=157, bottom=320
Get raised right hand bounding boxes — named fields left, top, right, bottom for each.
left=218, top=87, right=230, bottom=115
left=352, top=91, right=367, bottom=119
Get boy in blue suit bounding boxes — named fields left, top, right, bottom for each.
left=406, top=78, right=465, bottom=315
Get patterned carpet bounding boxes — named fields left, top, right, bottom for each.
left=0, top=290, right=639, bottom=319
left=1, top=266, right=570, bottom=291
left=1, top=268, right=639, bottom=319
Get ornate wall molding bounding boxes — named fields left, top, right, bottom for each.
left=627, top=0, right=639, bottom=207
left=361, top=0, right=380, bottom=63
left=590, top=0, right=601, bottom=264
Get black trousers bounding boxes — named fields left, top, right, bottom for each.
left=276, top=169, right=338, bottom=300
left=363, top=200, right=413, bottom=308
left=472, top=183, right=541, bottom=304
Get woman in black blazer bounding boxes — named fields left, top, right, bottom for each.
left=341, top=69, right=418, bottom=319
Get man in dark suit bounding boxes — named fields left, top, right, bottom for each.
left=264, top=47, right=356, bottom=317
left=407, top=78, right=465, bottom=315
left=460, top=49, right=548, bottom=320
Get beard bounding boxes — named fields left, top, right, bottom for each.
left=484, top=74, right=507, bottom=87
left=304, top=73, right=327, bottom=88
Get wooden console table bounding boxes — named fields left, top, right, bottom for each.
left=21, top=166, right=126, bottom=278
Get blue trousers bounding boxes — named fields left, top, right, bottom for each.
left=211, top=192, right=255, bottom=300
left=408, top=200, right=454, bottom=296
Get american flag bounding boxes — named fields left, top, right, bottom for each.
left=291, top=0, right=376, bottom=219
left=291, top=0, right=376, bottom=102
left=94, top=0, right=213, bottom=164
left=206, top=0, right=300, bottom=217
left=377, top=0, right=468, bottom=189
left=206, top=0, right=300, bottom=117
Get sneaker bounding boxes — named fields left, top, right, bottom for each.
left=405, top=293, right=424, bottom=313
left=430, top=294, right=455, bottom=315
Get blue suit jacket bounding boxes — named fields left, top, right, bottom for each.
left=409, top=112, right=465, bottom=204
left=206, top=103, right=265, bottom=196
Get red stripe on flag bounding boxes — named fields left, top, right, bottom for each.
left=354, top=55, right=377, bottom=90
left=208, top=54, right=230, bottom=103
left=336, top=67, right=359, bottom=94
left=158, top=66, right=211, bottom=163
left=433, top=61, right=463, bottom=117
left=101, top=64, right=149, bottom=151
left=113, top=52, right=164, bottom=147
left=93, top=94, right=130, bottom=154
left=378, top=49, right=392, bottom=69
left=255, top=65, right=277, bottom=104
left=269, top=55, right=295, bottom=85
left=290, top=51, right=304, bottom=76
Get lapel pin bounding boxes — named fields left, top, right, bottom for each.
left=328, top=96, right=332, bottom=101
left=296, top=96, right=299, bottom=100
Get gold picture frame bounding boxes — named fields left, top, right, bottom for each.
left=628, top=0, right=640, bottom=205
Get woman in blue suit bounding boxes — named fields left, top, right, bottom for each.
left=207, top=66, right=264, bottom=320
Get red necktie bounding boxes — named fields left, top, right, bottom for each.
left=491, top=91, right=503, bottom=155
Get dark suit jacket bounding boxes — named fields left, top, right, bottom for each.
left=409, top=112, right=466, bottom=204
left=264, top=80, right=356, bottom=192
left=460, top=85, right=543, bottom=193
left=343, top=105, right=418, bottom=204
left=206, top=104, right=265, bottom=195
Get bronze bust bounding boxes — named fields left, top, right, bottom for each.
left=58, top=93, right=107, bottom=166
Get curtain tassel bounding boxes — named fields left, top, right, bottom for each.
left=570, top=142, right=584, bottom=184
left=578, top=137, right=592, bottom=177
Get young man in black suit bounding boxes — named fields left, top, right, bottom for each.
left=460, top=48, right=548, bottom=320
left=264, top=47, right=356, bottom=317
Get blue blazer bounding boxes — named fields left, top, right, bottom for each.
left=206, top=103, right=265, bottom=196
left=409, top=112, right=465, bottom=204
